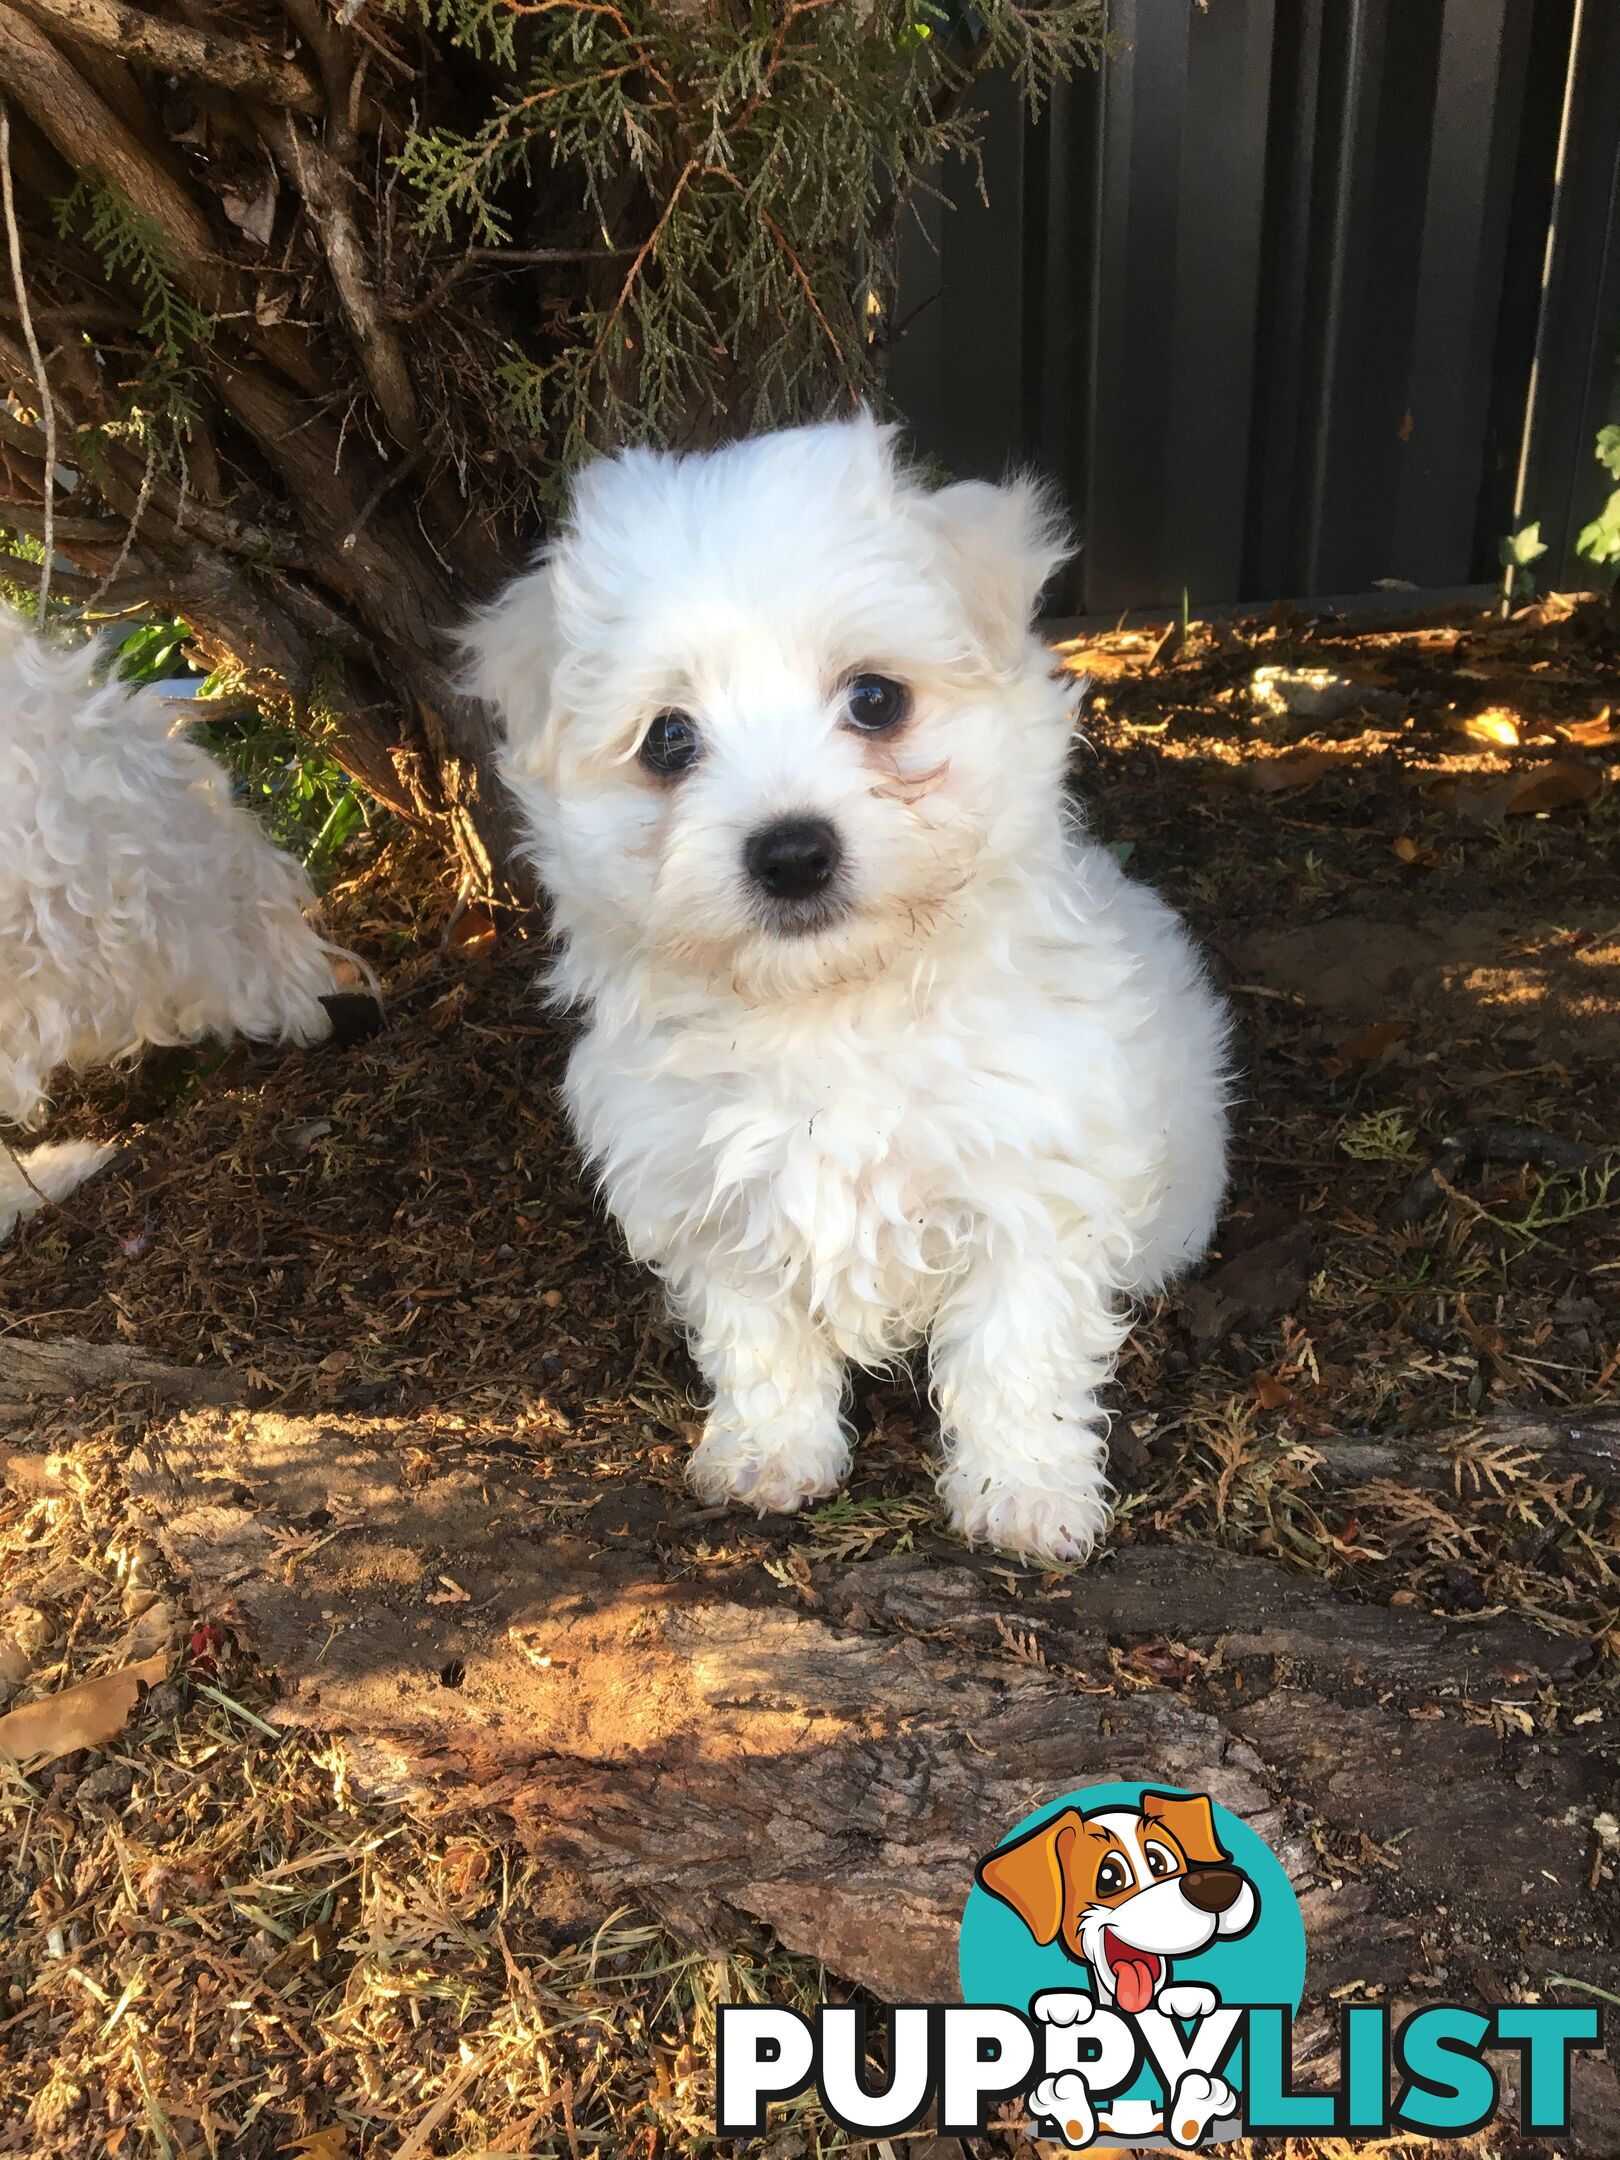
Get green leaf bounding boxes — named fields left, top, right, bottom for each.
left=1499, top=521, right=1548, bottom=569
left=1575, top=490, right=1620, bottom=571
left=114, top=615, right=193, bottom=685
left=1595, top=424, right=1620, bottom=482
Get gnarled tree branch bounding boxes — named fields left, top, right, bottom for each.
left=0, top=7, right=220, bottom=285
left=13, top=0, right=321, bottom=114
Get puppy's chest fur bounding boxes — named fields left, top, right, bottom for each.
left=566, top=961, right=1154, bottom=1362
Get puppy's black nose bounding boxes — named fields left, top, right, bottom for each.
left=745, top=816, right=841, bottom=901
left=1181, top=1867, right=1245, bottom=1915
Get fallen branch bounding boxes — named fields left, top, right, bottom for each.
left=0, top=1334, right=243, bottom=1405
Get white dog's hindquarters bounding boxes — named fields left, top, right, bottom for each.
left=0, top=612, right=375, bottom=1238
left=471, top=414, right=1229, bottom=1563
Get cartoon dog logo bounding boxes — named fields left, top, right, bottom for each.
left=976, top=1789, right=1258, bottom=2149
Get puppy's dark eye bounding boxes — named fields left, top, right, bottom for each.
left=1145, top=1844, right=1177, bottom=1879
left=639, top=710, right=701, bottom=776
left=1097, top=1857, right=1131, bottom=1897
left=843, top=672, right=909, bottom=734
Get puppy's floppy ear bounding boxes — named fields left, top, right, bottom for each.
left=460, top=558, right=559, bottom=784
left=921, top=475, right=1071, bottom=668
left=976, top=1807, right=1084, bottom=1946
left=1141, top=1790, right=1230, bottom=1868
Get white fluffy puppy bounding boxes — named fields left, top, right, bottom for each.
left=472, top=417, right=1228, bottom=1562
left=1, top=611, right=363, bottom=1240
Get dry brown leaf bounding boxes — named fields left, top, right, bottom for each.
left=449, top=902, right=497, bottom=955
left=1452, top=756, right=1606, bottom=825
left=0, top=1639, right=33, bottom=1697
left=1392, top=835, right=1438, bottom=867
left=1, top=1448, right=76, bottom=1497
left=0, top=1651, right=167, bottom=1769
left=1560, top=707, right=1618, bottom=748
left=1499, top=758, right=1604, bottom=816
left=285, top=2131, right=350, bottom=2160
left=1327, top=1016, right=1406, bottom=1069
left=1240, top=746, right=1345, bottom=795
left=1253, top=1372, right=1293, bottom=1411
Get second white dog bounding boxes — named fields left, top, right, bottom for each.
left=1, top=612, right=367, bottom=1241
left=472, top=416, right=1229, bottom=1562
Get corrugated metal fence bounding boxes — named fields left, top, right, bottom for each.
left=889, top=0, right=1620, bottom=613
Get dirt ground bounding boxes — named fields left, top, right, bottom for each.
left=0, top=593, right=1616, bottom=2158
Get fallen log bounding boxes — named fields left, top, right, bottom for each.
left=127, top=1406, right=1620, bottom=2151
left=0, top=1332, right=244, bottom=1405
left=1297, top=1403, right=1620, bottom=1494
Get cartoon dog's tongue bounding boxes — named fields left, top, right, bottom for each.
left=1104, top=1932, right=1160, bottom=2013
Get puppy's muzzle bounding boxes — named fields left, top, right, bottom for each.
left=743, top=814, right=846, bottom=933
left=1180, top=1866, right=1245, bottom=1915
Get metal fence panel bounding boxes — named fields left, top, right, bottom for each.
left=890, top=0, right=1619, bottom=611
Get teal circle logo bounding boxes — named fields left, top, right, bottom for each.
left=959, top=1783, right=1305, bottom=2147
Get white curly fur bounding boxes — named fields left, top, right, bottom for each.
left=0, top=611, right=355, bottom=1239
left=469, top=415, right=1230, bottom=1562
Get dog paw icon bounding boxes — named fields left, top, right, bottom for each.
left=1157, top=1982, right=1221, bottom=2021
left=1167, top=2068, right=1237, bottom=2149
left=1031, top=1990, right=1098, bottom=2027
left=1029, top=2070, right=1096, bottom=2150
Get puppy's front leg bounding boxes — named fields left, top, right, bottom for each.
left=930, top=1240, right=1128, bottom=1564
left=681, top=1277, right=851, bottom=1515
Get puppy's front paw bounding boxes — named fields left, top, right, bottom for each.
left=939, top=1455, right=1112, bottom=1565
left=1028, top=2070, right=1096, bottom=2150
left=1167, top=2069, right=1237, bottom=2149
left=688, top=1401, right=850, bottom=1515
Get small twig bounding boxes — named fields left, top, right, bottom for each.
left=346, top=440, right=424, bottom=540
left=396, top=242, right=631, bottom=324
left=1395, top=1123, right=1596, bottom=1227
left=750, top=183, right=861, bottom=406
left=1428, top=1169, right=1559, bottom=1254
left=582, top=155, right=702, bottom=385
left=82, top=432, right=158, bottom=610
left=0, top=98, right=55, bottom=613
